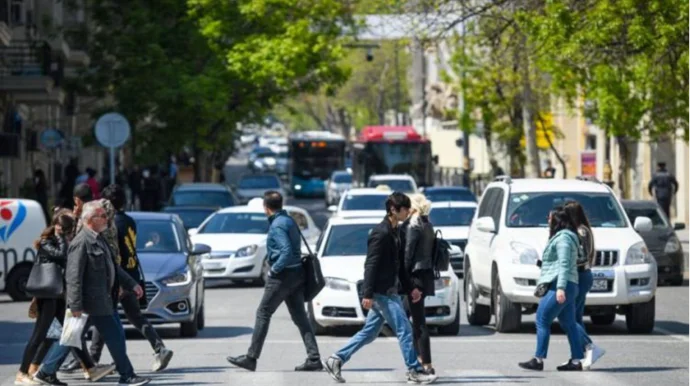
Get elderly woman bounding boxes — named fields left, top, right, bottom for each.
left=400, top=194, right=436, bottom=373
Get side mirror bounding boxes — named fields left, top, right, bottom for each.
left=188, top=228, right=198, bottom=237
left=328, top=205, right=337, bottom=213
left=475, top=216, right=496, bottom=233
left=674, top=222, right=686, bottom=231
left=633, top=216, right=653, bottom=233
left=191, top=243, right=211, bottom=255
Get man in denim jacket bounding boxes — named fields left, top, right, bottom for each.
left=227, top=191, right=322, bottom=372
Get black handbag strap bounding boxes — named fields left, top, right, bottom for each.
left=287, top=217, right=315, bottom=257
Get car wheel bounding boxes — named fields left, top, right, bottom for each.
left=626, top=297, right=655, bottom=334
left=590, top=313, right=616, bottom=325
left=438, top=296, right=461, bottom=336
left=197, top=304, right=206, bottom=330
left=308, top=302, right=327, bottom=335
left=180, top=315, right=199, bottom=337
left=465, top=264, right=491, bottom=326
left=493, top=275, right=522, bottom=333
left=6, top=264, right=32, bottom=302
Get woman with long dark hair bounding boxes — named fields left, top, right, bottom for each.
left=519, top=207, right=584, bottom=371
left=16, top=210, right=74, bottom=384
left=562, top=201, right=605, bottom=369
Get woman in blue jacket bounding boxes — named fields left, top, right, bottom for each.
left=519, top=207, right=584, bottom=371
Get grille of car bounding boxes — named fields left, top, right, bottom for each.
left=592, top=250, right=619, bottom=267
left=145, top=281, right=159, bottom=304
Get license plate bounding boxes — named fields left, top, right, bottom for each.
left=204, top=262, right=224, bottom=270
left=591, top=279, right=609, bottom=292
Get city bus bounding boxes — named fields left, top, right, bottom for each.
left=351, top=126, right=435, bottom=188
left=288, top=131, right=347, bottom=198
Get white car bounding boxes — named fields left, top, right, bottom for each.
left=328, top=188, right=389, bottom=219
left=367, top=174, right=418, bottom=193
left=189, top=199, right=320, bottom=285
left=429, top=201, right=477, bottom=276
left=308, top=217, right=462, bottom=335
left=463, top=176, right=657, bottom=333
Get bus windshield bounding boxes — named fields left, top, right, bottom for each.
left=291, top=141, right=345, bottom=180
left=357, top=142, right=431, bottom=186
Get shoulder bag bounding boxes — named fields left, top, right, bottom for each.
left=25, top=259, right=64, bottom=299
left=290, top=218, right=325, bottom=302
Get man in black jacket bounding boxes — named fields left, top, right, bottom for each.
left=648, top=162, right=679, bottom=219
left=89, top=184, right=174, bottom=372
left=323, top=192, right=437, bottom=384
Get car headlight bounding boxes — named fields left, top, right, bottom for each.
left=434, top=277, right=452, bottom=290
left=294, top=184, right=302, bottom=190
left=236, top=245, right=258, bottom=257
left=626, top=242, right=654, bottom=265
left=510, top=241, right=539, bottom=265
left=664, top=236, right=682, bottom=254
left=253, top=160, right=262, bottom=168
left=325, top=277, right=351, bottom=291
left=161, top=269, right=192, bottom=287
left=264, top=158, right=276, bottom=166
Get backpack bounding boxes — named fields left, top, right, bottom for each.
left=431, top=230, right=451, bottom=278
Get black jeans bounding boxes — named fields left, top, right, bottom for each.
left=657, top=197, right=672, bottom=219
left=20, top=298, right=60, bottom=373
left=407, top=296, right=432, bottom=365
left=90, top=291, right=164, bottom=362
left=247, top=267, right=319, bottom=361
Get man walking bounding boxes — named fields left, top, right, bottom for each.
left=323, top=192, right=437, bottom=384
left=648, top=162, right=679, bottom=219
left=34, top=201, right=151, bottom=386
left=227, top=191, right=322, bottom=372
left=90, top=185, right=174, bottom=371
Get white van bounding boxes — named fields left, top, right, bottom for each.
left=0, top=199, right=47, bottom=301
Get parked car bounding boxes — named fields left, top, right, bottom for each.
left=168, top=183, right=236, bottom=209
left=325, top=170, right=353, bottom=207
left=622, top=200, right=686, bottom=286
left=328, top=188, right=389, bottom=219
left=422, top=186, right=477, bottom=203
left=161, top=206, right=218, bottom=231
left=234, top=174, right=286, bottom=205
left=367, top=174, right=418, bottom=193
left=429, top=201, right=477, bottom=276
left=128, top=212, right=208, bottom=337
left=463, top=176, right=657, bottom=333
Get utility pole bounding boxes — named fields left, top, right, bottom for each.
left=460, top=14, right=470, bottom=187
left=394, top=40, right=401, bottom=126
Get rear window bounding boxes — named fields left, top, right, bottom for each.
left=429, top=207, right=476, bottom=226
left=239, top=176, right=281, bottom=189
left=163, top=208, right=215, bottom=229
left=425, top=189, right=476, bottom=203
left=368, top=179, right=415, bottom=192
left=333, top=174, right=352, bottom=183
left=624, top=207, right=669, bottom=229
left=341, top=194, right=387, bottom=211
left=171, top=190, right=233, bottom=208
left=199, top=213, right=269, bottom=234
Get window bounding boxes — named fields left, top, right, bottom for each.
left=238, top=175, right=281, bottom=189
left=506, top=192, right=627, bottom=228
left=323, top=224, right=374, bottom=256
left=341, top=194, right=387, bottom=211
left=429, top=207, right=476, bottom=226
left=624, top=207, right=669, bottom=229
left=136, top=221, right=181, bottom=253
left=491, top=190, right=505, bottom=231
left=171, top=190, right=234, bottom=207
left=163, top=208, right=215, bottom=230
left=199, top=213, right=269, bottom=234
left=289, top=211, right=309, bottom=230
left=477, top=188, right=497, bottom=218
left=368, top=179, right=415, bottom=193
left=425, top=189, right=477, bottom=203
left=332, top=173, right=352, bottom=183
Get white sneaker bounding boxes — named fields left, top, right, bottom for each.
left=152, top=348, right=174, bottom=372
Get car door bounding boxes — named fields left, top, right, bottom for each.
left=471, top=188, right=501, bottom=288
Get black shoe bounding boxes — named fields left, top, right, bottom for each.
left=557, top=360, right=583, bottom=371
left=118, top=375, right=151, bottom=386
left=518, top=358, right=544, bottom=371
left=34, top=371, right=67, bottom=386
left=227, top=355, right=257, bottom=372
left=295, top=359, right=323, bottom=371
left=58, top=359, right=81, bottom=373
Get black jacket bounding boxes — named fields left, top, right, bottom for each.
left=361, top=217, right=414, bottom=299
left=115, top=211, right=144, bottom=285
left=648, top=170, right=678, bottom=200
left=401, top=216, right=436, bottom=296
left=36, top=235, right=68, bottom=268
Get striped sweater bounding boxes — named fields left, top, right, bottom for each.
left=538, top=229, right=580, bottom=290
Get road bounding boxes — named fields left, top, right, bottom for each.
left=0, top=154, right=687, bottom=385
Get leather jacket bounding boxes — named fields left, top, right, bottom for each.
left=36, top=235, right=68, bottom=268
left=404, top=215, right=435, bottom=273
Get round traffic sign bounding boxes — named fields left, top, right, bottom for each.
left=94, top=112, right=131, bottom=148
left=40, top=128, right=64, bottom=149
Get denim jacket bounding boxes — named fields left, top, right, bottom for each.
left=266, top=210, right=302, bottom=274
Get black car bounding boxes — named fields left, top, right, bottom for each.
left=622, top=200, right=686, bottom=286
left=169, top=183, right=237, bottom=209
left=422, top=186, right=477, bottom=203
left=161, top=206, right=218, bottom=230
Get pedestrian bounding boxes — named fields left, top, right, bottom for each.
left=562, top=201, right=606, bottom=370
left=323, top=192, right=438, bottom=384
left=128, top=165, right=142, bottom=210
left=401, top=194, right=436, bottom=374
left=33, top=201, right=151, bottom=386
left=543, top=160, right=556, bottom=178
left=648, top=162, right=679, bottom=219
left=85, top=167, right=101, bottom=200
left=227, top=191, right=322, bottom=372
left=90, top=185, right=174, bottom=371
left=33, top=169, right=50, bottom=223
left=140, top=169, right=161, bottom=212
left=519, top=207, right=583, bottom=371
left=58, top=159, right=79, bottom=210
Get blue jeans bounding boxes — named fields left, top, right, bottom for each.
left=535, top=281, right=583, bottom=360
left=335, top=294, right=421, bottom=371
left=575, top=270, right=594, bottom=349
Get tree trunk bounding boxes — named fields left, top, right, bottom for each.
left=539, top=114, right=567, bottom=178
left=521, top=48, right=540, bottom=178
left=617, top=136, right=629, bottom=198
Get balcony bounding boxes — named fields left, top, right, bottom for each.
left=0, top=40, right=61, bottom=97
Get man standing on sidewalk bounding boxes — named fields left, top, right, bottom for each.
left=323, top=192, right=437, bottom=384
left=648, top=162, right=679, bottom=219
left=227, top=191, right=322, bottom=372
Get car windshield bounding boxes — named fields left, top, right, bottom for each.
left=323, top=224, right=374, bottom=256
left=171, top=190, right=233, bottom=207
left=429, top=207, right=476, bottom=226
left=506, top=192, right=627, bottom=228
left=199, top=213, right=269, bottom=234
left=425, top=189, right=476, bottom=203
left=136, top=220, right=181, bottom=253
left=368, top=179, right=414, bottom=192
left=239, top=176, right=281, bottom=189
left=624, top=206, right=669, bottom=229
left=341, top=194, right=387, bottom=211
left=164, top=209, right=215, bottom=229
left=333, top=173, right=352, bottom=183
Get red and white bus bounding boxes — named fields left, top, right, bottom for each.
left=351, top=126, right=436, bottom=189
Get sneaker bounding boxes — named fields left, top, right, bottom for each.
left=33, top=372, right=67, bottom=386
left=87, top=363, right=117, bottom=382
left=227, top=355, right=257, bottom=372
left=557, top=359, right=583, bottom=371
left=118, top=375, right=151, bottom=386
left=152, top=348, right=174, bottom=372
left=518, top=358, right=544, bottom=371
left=323, top=355, right=345, bottom=383
left=14, top=372, right=38, bottom=385
left=407, top=368, right=438, bottom=384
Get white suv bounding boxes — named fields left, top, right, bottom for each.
left=463, top=177, right=657, bottom=334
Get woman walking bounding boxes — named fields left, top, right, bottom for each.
left=562, top=201, right=606, bottom=369
left=519, top=207, right=584, bottom=371
left=402, top=194, right=436, bottom=373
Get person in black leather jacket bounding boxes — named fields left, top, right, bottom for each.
left=401, top=194, right=436, bottom=373
left=16, top=209, right=74, bottom=384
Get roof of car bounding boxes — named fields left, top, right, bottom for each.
left=239, top=173, right=281, bottom=180
left=369, top=174, right=414, bottom=180
left=328, top=216, right=381, bottom=226
left=488, top=178, right=612, bottom=194
left=430, top=201, right=478, bottom=209
left=343, top=188, right=390, bottom=196
left=424, top=186, right=471, bottom=192
left=128, top=212, right=180, bottom=221
left=216, top=202, right=305, bottom=215
left=621, top=200, right=659, bottom=208
left=162, top=206, right=219, bottom=212
left=175, top=183, right=228, bottom=192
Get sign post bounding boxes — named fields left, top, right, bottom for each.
left=94, top=113, right=131, bottom=186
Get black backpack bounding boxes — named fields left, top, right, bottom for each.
left=431, top=230, right=451, bottom=278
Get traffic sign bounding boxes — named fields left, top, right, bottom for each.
left=94, top=112, right=131, bottom=148
left=40, top=128, right=64, bottom=149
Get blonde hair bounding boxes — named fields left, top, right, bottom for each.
left=409, top=193, right=431, bottom=216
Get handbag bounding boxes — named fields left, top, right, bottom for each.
left=534, top=282, right=549, bottom=298
left=25, top=260, right=64, bottom=299
left=291, top=219, right=325, bottom=302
